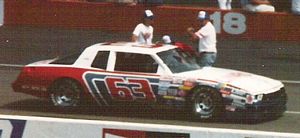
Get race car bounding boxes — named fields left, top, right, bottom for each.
left=12, top=42, right=287, bottom=120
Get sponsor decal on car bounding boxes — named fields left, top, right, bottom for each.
left=83, top=72, right=160, bottom=105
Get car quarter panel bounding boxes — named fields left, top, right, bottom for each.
left=12, top=66, right=90, bottom=98
left=12, top=66, right=165, bottom=105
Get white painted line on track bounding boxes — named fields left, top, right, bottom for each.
left=0, top=64, right=24, bottom=68
left=281, top=80, right=300, bottom=84
left=1, top=114, right=300, bottom=138
left=286, top=111, right=300, bottom=115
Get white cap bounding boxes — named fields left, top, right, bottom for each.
left=144, top=10, right=154, bottom=19
left=198, top=11, right=209, bottom=20
left=162, top=35, right=171, bottom=44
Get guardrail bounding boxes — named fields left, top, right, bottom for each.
left=1, top=114, right=300, bottom=138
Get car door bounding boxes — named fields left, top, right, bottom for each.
left=83, top=50, right=164, bottom=105
left=83, top=50, right=113, bottom=106
left=105, top=51, right=161, bottom=103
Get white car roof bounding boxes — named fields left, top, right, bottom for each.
left=84, top=42, right=177, bottom=55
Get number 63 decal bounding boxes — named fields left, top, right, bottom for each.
left=104, top=77, right=156, bottom=101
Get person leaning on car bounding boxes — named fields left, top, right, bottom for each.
left=131, top=10, right=154, bottom=45
left=187, top=11, right=217, bottom=67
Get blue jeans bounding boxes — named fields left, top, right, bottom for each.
left=292, top=11, right=300, bottom=15
left=198, top=52, right=217, bottom=67
left=240, top=0, right=249, bottom=7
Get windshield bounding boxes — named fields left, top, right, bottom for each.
left=157, top=49, right=201, bottom=73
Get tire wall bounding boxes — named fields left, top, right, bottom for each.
left=4, top=0, right=300, bottom=41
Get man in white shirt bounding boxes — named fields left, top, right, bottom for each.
left=218, top=0, right=232, bottom=10
left=187, top=11, right=217, bottom=67
left=292, top=0, right=300, bottom=15
left=131, top=10, right=154, bottom=45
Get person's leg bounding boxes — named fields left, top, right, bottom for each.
left=218, top=0, right=227, bottom=10
left=226, top=0, right=232, bottom=10
left=240, top=0, right=249, bottom=7
left=206, top=53, right=217, bottom=67
left=244, top=4, right=256, bottom=12
left=199, top=53, right=217, bottom=67
left=292, top=11, right=300, bottom=15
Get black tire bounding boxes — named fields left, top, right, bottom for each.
left=49, top=79, right=82, bottom=107
left=189, top=86, right=224, bottom=121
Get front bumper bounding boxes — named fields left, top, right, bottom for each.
left=227, top=88, right=287, bottom=120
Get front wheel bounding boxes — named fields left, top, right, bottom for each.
left=189, top=86, right=224, bottom=120
left=50, top=79, right=82, bottom=107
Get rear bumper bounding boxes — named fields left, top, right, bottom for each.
left=12, top=80, right=49, bottom=98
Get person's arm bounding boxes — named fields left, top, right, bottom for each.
left=131, top=34, right=138, bottom=42
left=187, top=27, right=199, bottom=41
left=132, top=24, right=140, bottom=42
left=146, top=29, right=153, bottom=44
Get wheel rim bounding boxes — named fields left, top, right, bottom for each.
left=194, top=92, right=214, bottom=115
left=52, top=84, right=79, bottom=107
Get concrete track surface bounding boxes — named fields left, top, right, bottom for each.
left=0, top=26, right=299, bottom=133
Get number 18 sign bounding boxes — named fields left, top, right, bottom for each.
left=210, top=11, right=247, bottom=35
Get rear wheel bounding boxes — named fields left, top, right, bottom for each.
left=189, top=86, right=224, bottom=120
left=50, top=79, right=82, bottom=107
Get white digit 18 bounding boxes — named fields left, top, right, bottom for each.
left=210, top=11, right=246, bottom=35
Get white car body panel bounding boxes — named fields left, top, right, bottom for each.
left=175, top=67, right=283, bottom=95
left=28, top=42, right=284, bottom=97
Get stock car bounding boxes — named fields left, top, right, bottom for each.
left=12, top=42, right=287, bottom=120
